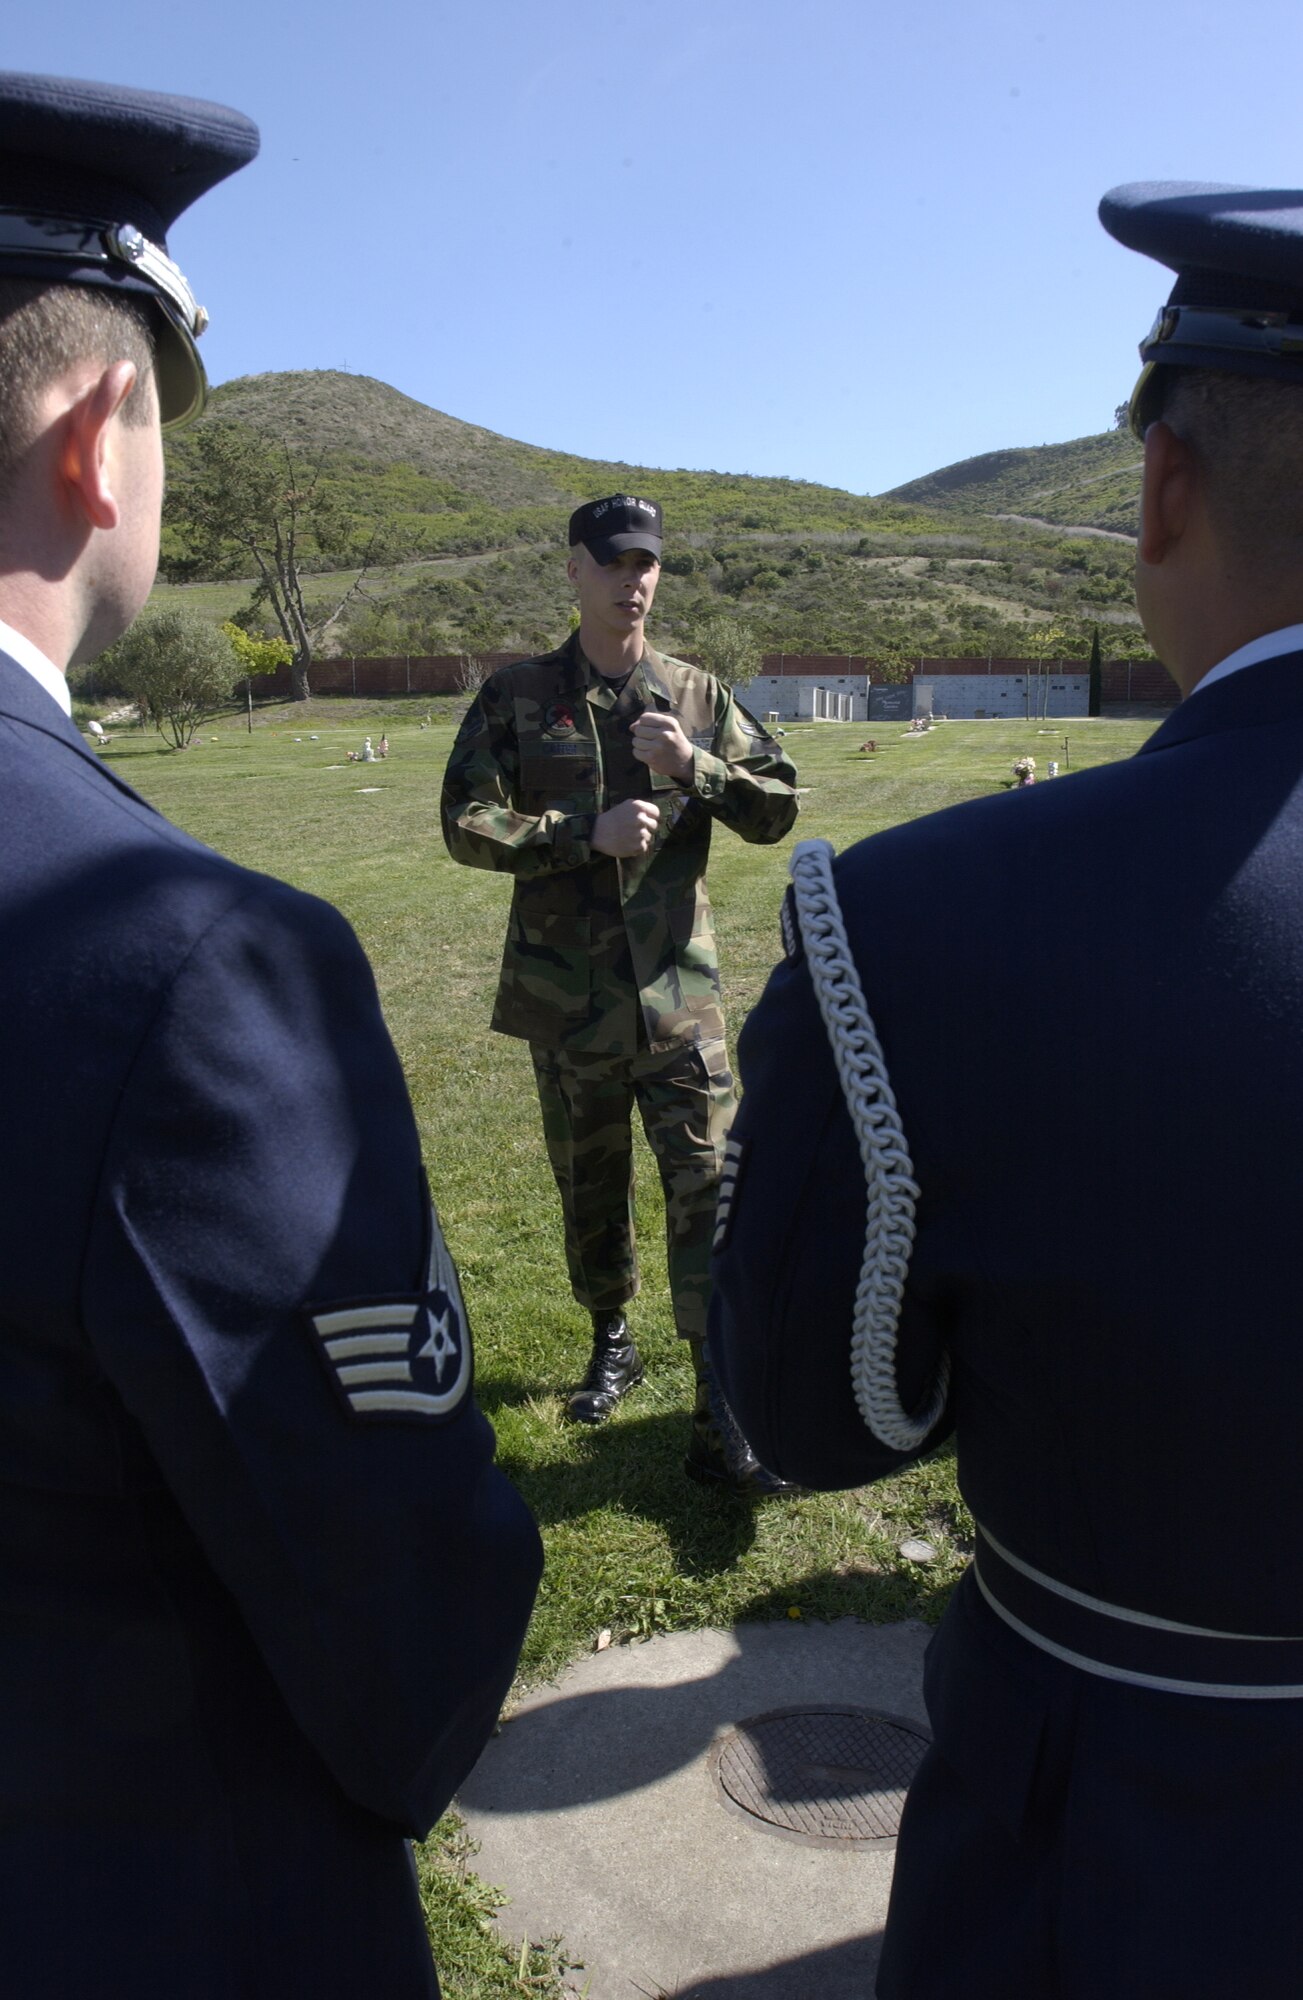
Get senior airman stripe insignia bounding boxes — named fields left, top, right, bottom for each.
left=779, top=885, right=801, bottom=964
left=307, top=1212, right=473, bottom=1421
left=712, top=1135, right=745, bottom=1252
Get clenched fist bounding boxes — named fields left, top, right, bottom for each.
left=630, top=712, right=694, bottom=783
left=591, top=797, right=661, bottom=857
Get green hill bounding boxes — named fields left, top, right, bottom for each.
left=886, top=428, right=1142, bottom=535
left=203, top=371, right=570, bottom=505
left=153, top=371, right=1149, bottom=666
left=184, top=370, right=937, bottom=541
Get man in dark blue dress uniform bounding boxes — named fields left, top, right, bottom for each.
left=711, top=185, right=1303, bottom=1997
left=0, top=73, right=541, bottom=1997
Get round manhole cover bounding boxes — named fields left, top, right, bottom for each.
left=710, top=1705, right=930, bottom=1846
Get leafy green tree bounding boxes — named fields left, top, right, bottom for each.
left=1021, top=622, right=1072, bottom=719
left=686, top=613, right=762, bottom=690
left=221, top=623, right=293, bottom=679
left=1110, top=623, right=1158, bottom=660
left=869, top=641, right=918, bottom=686
left=164, top=422, right=403, bottom=700
left=334, top=599, right=457, bottom=659
left=222, top=622, right=294, bottom=730
left=105, top=610, right=239, bottom=749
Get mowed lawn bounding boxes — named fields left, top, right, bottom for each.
left=97, top=701, right=1159, bottom=1989
left=99, top=704, right=1159, bottom=1668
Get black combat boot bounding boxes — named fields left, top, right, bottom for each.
left=565, top=1311, right=644, bottom=1425
left=684, top=1338, right=801, bottom=1497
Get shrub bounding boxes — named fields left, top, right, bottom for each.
left=101, top=608, right=239, bottom=748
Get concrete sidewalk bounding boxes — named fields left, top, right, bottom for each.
left=458, top=1619, right=931, bottom=1999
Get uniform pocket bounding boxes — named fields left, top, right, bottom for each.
left=518, top=749, right=596, bottom=802
left=513, top=879, right=591, bottom=950
left=666, top=896, right=719, bottom=999
left=498, top=885, right=592, bottom=1027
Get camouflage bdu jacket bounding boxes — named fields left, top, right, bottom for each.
left=441, top=635, right=799, bottom=1056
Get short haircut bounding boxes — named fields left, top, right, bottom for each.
left=0, top=277, right=156, bottom=493
left=1160, top=367, right=1303, bottom=570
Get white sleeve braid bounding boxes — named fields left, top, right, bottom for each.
left=788, top=838, right=950, bottom=1452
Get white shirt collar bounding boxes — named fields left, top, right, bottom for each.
left=0, top=618, right=71, bottom=717
left=1189, top=624, right=1303, bottom=699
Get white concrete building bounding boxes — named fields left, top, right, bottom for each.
left=742, top=672, right=1089, bottom=723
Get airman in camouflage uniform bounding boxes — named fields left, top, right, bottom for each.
left=441, top=495, right=799, bottom=1489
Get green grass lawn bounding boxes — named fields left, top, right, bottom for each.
left=96, top=701, right=1159, bottom=1994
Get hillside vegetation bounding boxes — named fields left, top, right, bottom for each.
left=886, top=428, right=1142, bottom=536
left=155, top=371, right=1149, bottom=667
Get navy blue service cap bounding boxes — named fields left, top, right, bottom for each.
left=0, top=71, right=259, bottom=426
left=1099, top=182, right=1303, bottom=437
left=568, top=494, right=663, bottom=564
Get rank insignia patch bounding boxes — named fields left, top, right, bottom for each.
left=779, top=885, right=803, bottom=965
left=308, top=1210, right=473, bottom=1420
left=712, top=1134, right=746, bottom=1252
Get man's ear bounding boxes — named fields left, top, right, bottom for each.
left=58, top=361, right=139, bottom=533
left=1137, top=419, right=1195, bottom=568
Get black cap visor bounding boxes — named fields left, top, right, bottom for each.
left=1127, top=303, right=1303, bottom=436
left=582, top=530, right=663, bottom=566
left=0, top=209, right=208, bottom=425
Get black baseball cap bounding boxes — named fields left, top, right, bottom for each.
left=1099, top=182, right=1303, bottom=436
left=0, top=70, right=260, bottom=426
left=568, top=494, right=663, bottom=565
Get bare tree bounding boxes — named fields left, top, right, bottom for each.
left=455, top=654, right=486, bottom=697
left=165, top=422, right=402, bottom=700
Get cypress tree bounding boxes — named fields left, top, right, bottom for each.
left=1088, top=626, right=1103, bottom=717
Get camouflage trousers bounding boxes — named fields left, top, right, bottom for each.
left=528, top=1038, right=736, bottom=1340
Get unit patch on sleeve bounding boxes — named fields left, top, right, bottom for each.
left=307, top=1208, right=473, bottom=1420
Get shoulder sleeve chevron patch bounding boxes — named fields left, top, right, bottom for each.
left=307, top=1207, right=473, bottom=1421
left=712, top=1134, right=746, bottom=1254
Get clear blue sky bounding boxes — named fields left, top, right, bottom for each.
left=10, top=2, right=1303, bottom=494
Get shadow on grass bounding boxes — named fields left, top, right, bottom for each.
left=735, top=1568, right=958, bottom=1629
left=474, top=1373, right=557, bottom=1411
left=495, top=1403, right=762, bottom=1576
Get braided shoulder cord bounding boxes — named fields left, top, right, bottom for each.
left=788, top=838, right=950, bottom=1452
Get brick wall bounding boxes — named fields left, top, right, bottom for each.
left=262, top=652, right=529, bottom=700
left=1099, top=658, right=1180, bottom=702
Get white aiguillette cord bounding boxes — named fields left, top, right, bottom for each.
left=787, top=838, right=950, bottom=1451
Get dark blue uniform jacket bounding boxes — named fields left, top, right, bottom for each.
left=0, top=654, right=542, bottom=1997
left=711, top=655, right=1303, bottom=1999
